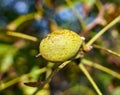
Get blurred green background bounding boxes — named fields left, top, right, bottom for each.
left=0, top=0, right=120, bottom=95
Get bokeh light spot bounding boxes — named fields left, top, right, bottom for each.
left=13, top=1, right=29, bottom=14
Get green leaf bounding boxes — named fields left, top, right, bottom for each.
left=0, top=44, right=17, bottom=72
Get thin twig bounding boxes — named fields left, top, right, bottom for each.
left=7, top=31, right=38, bottom=42
left=32, top=60, right=71, bottom=95
left=80, top=5, right=106, bottom=37
left=95, top=0, right=103, bottom=11
left=86, top=15, right=120, bottom=46
left=0, top=68, right=46, bottom=91
left=79, top=63, right=102, bottom=95
left=82, top=59, right=120, bottom=79
left=65, top=0, right=87, bottom=31
left=7, top=12, right=41, bottom=30
left=93, top=44, right=120, bottom=57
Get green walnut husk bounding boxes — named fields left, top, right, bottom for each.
left=39, top=29, right=83, bottom=62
